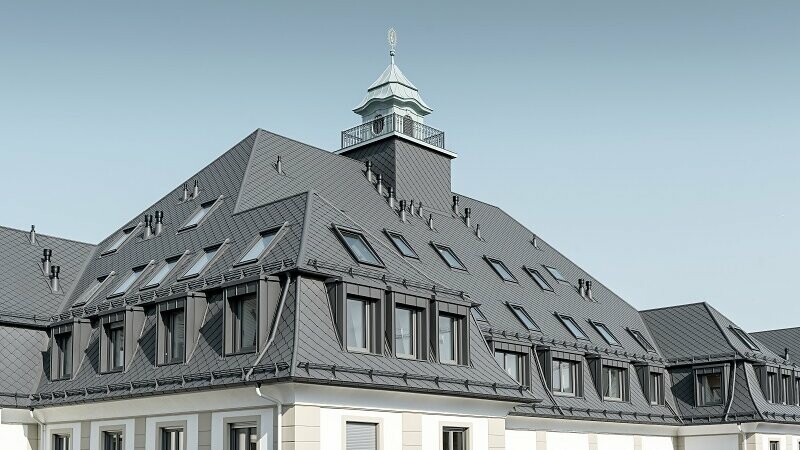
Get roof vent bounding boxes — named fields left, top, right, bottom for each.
left=531, top=234, right=540, bottom=249
left=399, top=200, right=407, bottom=222
left=475, top=224, right=482, bottom=240
left=376, top=174, right=384, bottom=196
left=182, top=183, right=190, bottom=202
left=388, top=187, right=396, bottom=209
left=42, top=249, right=52, bottom=274
left=464, top=208, right=472, bottom=228
left=29, top=225, right=36, bottom=245
left=143, top=215, right=153, bottom=239
left=365, top=160, right=373, bottom=182
left=192, top=180, right=199, bottom=199
left=154, top=211, right=164, bottom=236
left=578, top=278, right=586, bottom=298
left=585, top=280, right=594, bottom=301
left=276, top=156, right=284, bottom=174
left=428, top=214, right=434, bottom=230
left=409, top=200, right=415, bottom=216
left=49, top=265, right=60, bottom=292
left=785, top=348, right=791, bottom=361
left=417, top=201, right=424, bottom=217
left=452, top=195, right=459, bottom=214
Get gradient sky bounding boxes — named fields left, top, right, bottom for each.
left=1, top=1, right=797, bottom=331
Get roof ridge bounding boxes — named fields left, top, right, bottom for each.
left=702, top=302, right=740, bottom=355
left=0, top=224, right=96, bottom=247
left=639, top=301, right=708, bottom=313
left=752, top=326, right=800, bottom=334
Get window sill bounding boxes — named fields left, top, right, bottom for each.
left=139, top=283, right=159, bottom=291
left=176, top=224, right=198, bottom=234
left=233, top=258, right=259, bottom=268
left=553, top=392, right=578, bottom=398
left=158, top=359, right=185, bottom=367
left=226, top=349, right=257, bottom=357
left=602, top=397, right=628, bottom=403
left=347, top=347, right=380, bottom=356
left=102, top=368, right=124, bottom=375
left=176, top=273, right=200, bottom=282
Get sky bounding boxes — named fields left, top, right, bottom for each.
left=1, top=1, right=797, bottom=331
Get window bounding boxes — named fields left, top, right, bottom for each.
left=795, top=378, right=800, bottom=406
left=697, top=371, right=724, bottom=405
left=141, top=257, right=179, bottom=289
left=162, top=308, right=185, bottom=364
left=105, top=321, right=125, bottom=372
left=103, top=431, right=123, bottom=450
left=72, top=275, right=109, bottom=307
left=232, top=294, right=258, bottom=353
left=161, top=428, right=184, bottom=450
left=471, top=306, right=488, bottom=323
left=590, top=321, right=620, bottom=346
left=730, top=326, right=760, bottom=351
left=102, top=226, right=135, bottom=255
left=53, top=434, right=70, bottom=450
left=346, top=422, right=377, bottom=450
left=442, top=427, right=468, bottom=450
left=766, top=372, right=778, bottom=403
left=229, top=423, right=257, bottom=450
left=769, top=442, right=779, bottom=450
left=54, top=331, right=73, bottom=379
left=603, top=366, right=626, bottom=401
left=781, top=374, right=791, bottom=405
left=347, top=297, right=374, bottom=352
left=386, top=231, right=418, bottom=258
left=543, top=265, right=568, bottom=283
left=438, top=313, right=460, bottom=364
left=108, top=266, right=146, bottom=297
left=181, top=245, right=221, bottom=279
left=649, top=372, right=664, bottom=405
left=508, top=304, right=539, bottom=331
left=524, top=267, right=553, bottom=291
left=179, top=198, right=219, bottom=231
left=629, top=329, right=656, bottom=353
left=486, top=257, right=517, bottom=282
left=238, top=228, right=280, bottom=264
left=552, top=359, right=579, bottom=396
left=494, top=350, right=524, bottom=384
left=432, top=243, right=466, bottom=271
left=557, top=314, right=589, bottom=340
left=336, top=228, right=384, bottom=267
left=395, top=305, right=418, bottom=359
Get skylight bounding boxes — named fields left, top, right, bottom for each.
left=557, top=314, right=589, bottom=340
left=472, top=307, right=489, bottom=322
left=179, top=198, right=219, bottom=231
left=730, top=326, right=760, bottom=351
left=102, top=226, right=135, bottom=255
left=72, top=275, right=109, bottom=307
left=336, top=228, right=383, bottom=267
left=629, top=329, right=656, bottom=353
left=433, top=244, right=466, bottom=271
left=109, top=266, right=146, bottom=297
left=590, top=321, right=620, bottom=346
left=386, top=231, right=418, bottom=258
left=238, top=228, right=280, bottom=263
left=544, top=265, right=569, bottom=283
left=509, top=304, right=539, bottom=331
left=524, top=267, right=553, bottom=291
left=181, top=245, right=221, bottom=279
left=141, top=257, right=180, bottom=290
left=486, top=257, right=517, bottom=283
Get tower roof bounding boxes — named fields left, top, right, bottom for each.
left=353, top=61, right=432, bottom=116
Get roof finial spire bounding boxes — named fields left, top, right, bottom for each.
left=388, top=27, right=397, bottom=64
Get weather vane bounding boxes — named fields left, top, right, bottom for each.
left=388, top=27, right=397, bottom=63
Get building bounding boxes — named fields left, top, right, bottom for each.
left=1, top=34, right=799, bottom=450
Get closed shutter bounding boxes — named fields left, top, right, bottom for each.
left=346, top=422, right=377, bottom=450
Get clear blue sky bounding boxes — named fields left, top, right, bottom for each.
left=1, top=2, right=797, bottom=331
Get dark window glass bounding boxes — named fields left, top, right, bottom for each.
left=487, top=258, right=516, bottom=282
left=629, top=329, right=656, bottom=353
left=161, top=428, right=184, bottom=450
left=781, top=375, right=791, bottom=405
left=552, top=359, right=579, bottom=396
left=182, top=246, right=220, bottom=278
left=433, top=244, right=466, bottom=271
left=103, top=431, right=123, bottom=450
left=395, top=306, right=417, bottom=358
left=525, top=268, right=553, bottom=291
left=603, top=366, right=626, bottom=400
left=346, top=297, right=370, bottom=352
left=163, top=308, right=186, bottom=364
left=769, top=442, right=779, bottom=450
left=339, top=230, right=383, bottom=266
left=239, top=229, right=279, bottom=263
left=494, top=350, right=523, bottom=383
left=698, top=372, right=723, bottom=405
left=558, top=315, right=589, bottom=340
left=438, top=314, right=460, bottom=364
left=106, top=322, right=124, bottom=371
left=509, top=305, right=539, bottom=331
left=229, top=424, right=257, bottom=450
left=543, top=265, right=568, bottom=283
left=109, top=266, right=145, bottom=297
left=442, top=427, right=468, bottom=450
left=55, top=332, right=73, bottom=379
left=649, top=372, right=664, bottom=405
left=54, top=434, right=70, bottom=450
left=181, top=200, right=217, bottom=230
left=591, top=322, right=620, bottom=346
left=387, top=232, right=418, bottom=258
left=142, top=258, right=179, bottom=289
left=233, top=295, right=258, bottom=353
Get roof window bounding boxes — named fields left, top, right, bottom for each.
left=432, top=243, right=466, bottom=271
left=590, top=320, right=620, bottom=346
left=178, top=197, right=221, bottom=232
left=237, top=226, right=282, bottom=265
left=508, top=304, right=539, bottom=331
left=334, top=226, right=384, bottom=267
left=101, top=225, right=137, bottom=256
left=557, top=314, right=589, bottom=340
left=72, top=274, right=111, bottom=307
left=628, top=328, right=656, bottom=353
left=730, top=326, right=760, bottom=351
left=140, top=256, right=181, bottom=290
left=486, top=257, right=517, bottom=283
left=472, top=306, right=488, bottom=323
left=543, top=265, right=569, bottom=283
left=180, top=245, right=222, bottom=279
left=108, top=265, right=147, bottom=298
left=524, top=266, right=554, bottom=291
left=385, top=230, right=418, bottom=258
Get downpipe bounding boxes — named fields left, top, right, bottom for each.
left=29, top=408, right=46, bottom=450
left=256, top=383, right=282, bottom=450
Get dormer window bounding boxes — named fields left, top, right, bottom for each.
left=231, top=294, right=258, bottom=354
left=603, top=366, right=627, bottom=401
left=432, top=243, right=466, bottom=271
left=178, top=197, right=221, bottom=232
left=53, top=331, right=73, bottom=380
left=485, top=257, right=517, bottom=283
left=494, top=350, right=524, bottom=384
left=108, top=265, right=146, bottom=298
left=237, top=226, right=282, bottom=265
left=471, top=306, right=488, bottom=323
left=556, top=314, right=589, bottom=340
left=140, top=256, right=181, bottom=290
left=508, top=304, right=539, bottom=331
left=347, top=296, right=375, bottom=352
left=438, top=313, right=463, bottom=364
left=179, top=244, right=222, bottom=280
left=730, top=326, right=760, bottom=351
left=590, top=321, right=620, bottom=346
left=334, top=226, right=384, bottom=267
left=385, top=230, right=418, bottom=258
left=543, top=265, right=568, bottom=283
left=628, top=328, right=656, bottom=353
left=104, top=321, right=125, bottom=373
left=101, top=225, right=137, bottom=256
left=696, top=367, right=724, bottom=406
left=524, top=267, right=553, bottom=291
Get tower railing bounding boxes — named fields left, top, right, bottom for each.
left=341, top=114, right=445, bottom=150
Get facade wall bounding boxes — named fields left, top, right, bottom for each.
left=682, top=434, right=738, bottom=450
left=0, top=421, right=36, bottom=450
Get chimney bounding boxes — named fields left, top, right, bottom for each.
left=192, top=180, right=199, bottom=199
left=29, top=225, right=36, bottom=244
left=143, top=215, right=153, bottom=239
left=399, top=200, right=407, bottom=222
left=276, top=156, right=284, bottom=174
left=452, top=195, right=459, bottom=214
left=428, top=214, right=434, bottom=230
left=154, top=211, right=164, bottom=236
left=42, top=249, right=52, bottom=274
left=785, top=348, right=791, bottom=361
left=50, top=265, right=60, bottom=292
left=388, top=187, right=396, bottom=209
left=376, top=174, right=384, bottom=196
left=578, top=279, right=586, bottom=298
left=475, top=224, right=482, bottom=240
left=182, top=183, right=190, bottom=201
left=365, top=160, right=373, bottom=182
left=585, top=280, right=594, bottom=301
left=464, top=208, right=471, bottom=228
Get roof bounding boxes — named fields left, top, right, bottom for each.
left=752, top=327, right=800, bottom=362
left=353, top=62, right=432, bottom=115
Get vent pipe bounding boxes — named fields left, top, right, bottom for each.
left=365, top=161, right=373, bottom=182
left=578, top=279, right=586, bottom=298
left=531, top=234, right=539, bottom=249
left=399, top=200, right=407, bottom=222
left=408, top=200, right=415, bottom=217
left=464, top=208, right=472, bottom=228
left=417, top=201, right=424, bottom=217
left=387, top=187, right=396, bottom=209
left=785, top=348, right=791, bottom=361
left=29, top=225, right=36, bottom=245
left=154, top=211, right=164, bottom=236
left=428, top=214, right=434, bottom=230
left=192, top=180, right=199, bottom=199
left=585, top=280, right=594, bottom=301
left=49, top=265, right=60, bottom=292
left=452, top=195, right=459, bottom=214
left=143, top=215, right=153, bottom=239
left=376, top=174, right=384, bottom=196
left=276, top=156, right=283, bottom=174
left=182, top=183, right=190, bottom=201
left=42, top=249, right=52, bottom=274
left=475, top=224, right=482, bottom=240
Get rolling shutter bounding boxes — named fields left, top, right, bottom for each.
left=346, top=422, right=377, bottom=450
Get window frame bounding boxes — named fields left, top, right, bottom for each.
left=589, top=320, right=621, bottom=346
left=234, top=224, right=286, bottom=266
left=345, top=295, right=376, bottom=353
left=394, top=304, right=419, bottom=359
left=102, top=430, right=124, bottom=450
left=602, top=365, right=627, bottom=401
left=53, top=330, right=73, bottom=380
left=384, top=229, right=419, bottom=259
left=332, top=225, right=385, bottom=268
left=228, top=422, right=258, bottom=450
left=105, top=320, right=125, bottom=373
left=161, top=307, right=186, bottom=365
left=177, top=196, right=223, bottom=233
left=494, top=349, right=525, bottom=384
left=159, top=427, right=185, bottom=450
left=628, top=328, right=657, bottom=353
left=72, top=274, right=112, bottom=307
left=101, top=225, right=139, bottom=256
left=523, top=266, right=554, bottom=292
left=107, top=264, right=149, bottom=298
left=543, top=265, right=569, bottom=283
left=556, top=313, right=590, bottom=340
left=551, top=358, right=580, bottom=397
left=484, top=257, right=518, bottom=283
left=438, top=312, right=463, bottom=365
left=178, top=243, right=225, bottom=281
left=441, top=426, right=469, bottom=450
left=695, top=367, right=726, bottom=406
left=431, top=242, right=467, bottom=271
left=140, top=254, right=185, bottom=291
left=53, top=433, right=71, bottom=450
left=507, top=303, right=540, bottom=332
left=730, top=326, right=760, bottom=351
left=649, top=371, right=665, bottom=405
left=230, top=293, right=259, bottom=355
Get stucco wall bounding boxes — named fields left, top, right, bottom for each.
left=683, top=434, right=739, bottom=450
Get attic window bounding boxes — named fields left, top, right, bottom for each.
left=237, top=226, right=282, bottom=265
left=140, top=256, right=181, bottom=290
left=101, top=226, right=136, bottom=256
left=178, top=197, right=221, bottom=232
left=543, top=265, right=569, bottom=283
left=472, top=307, right=488, bottom=323
left=486, top=257, right=517, bottom=283
left=628, top=329, right=656, bottom=353
left=508, top=304, right=539, bottom=331
left=72, top=275, right=110, bottom=307
left=334, top=227, right=384, bottom=267
left=108, top=265, right=147, bottom=298
left=556, top=314, right=589, bottom=340
left=730, top=326, right=760, bottom=351
left=432, top=243, right=466, bottom=271
left=179, top=245, right=222, bottom=280
left=385, top=230, right=418, bottom=258
left=524, top=267, right=553, bottom=291
left=590, top=321, right=620, bottom=346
